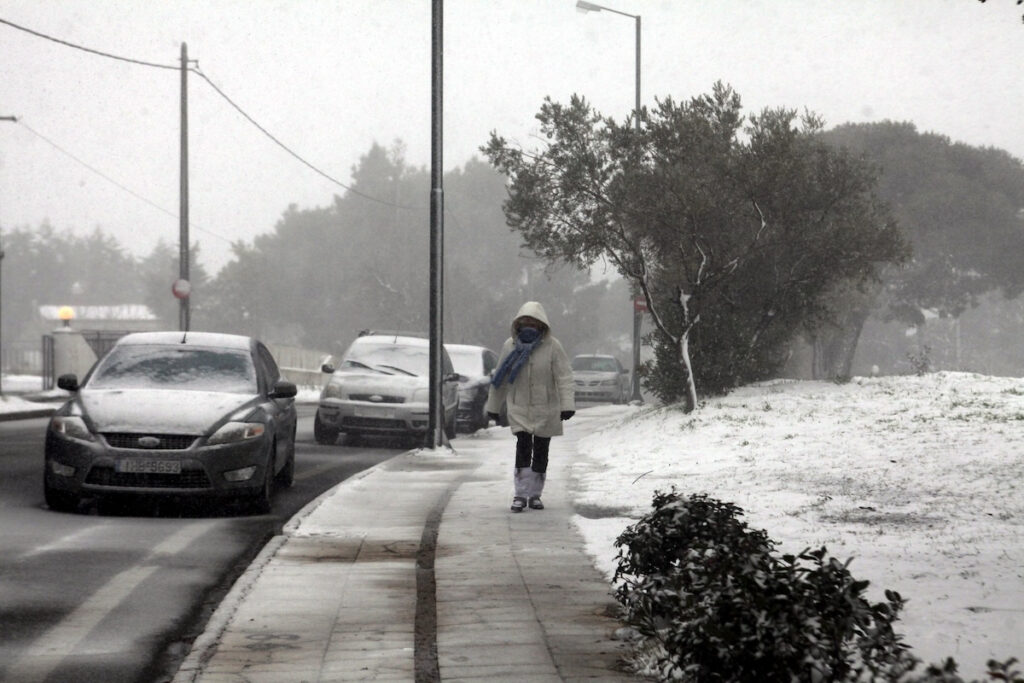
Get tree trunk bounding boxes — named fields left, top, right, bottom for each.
left=811, top=307, right=870, bottom=380
left=679, top=330, right=697, bottom=412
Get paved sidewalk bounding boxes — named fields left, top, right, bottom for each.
left=173, top=415, right=637, bottom=682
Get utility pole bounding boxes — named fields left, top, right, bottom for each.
left=0, top=115, right=18, bottom=395
left=427, top=0, right=446, bottom=448
left=179, top=43, right=190, bottom=332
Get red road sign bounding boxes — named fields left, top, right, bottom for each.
left=633, top=296, right=647, bottom=312
left=172, top=278, right=191, bottom=300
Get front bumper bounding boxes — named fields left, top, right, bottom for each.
left=318, top=399, right=433, bottom=435
left=44, top=431, right=271, bottom=499
left=574, top=386, right=621, bottom=401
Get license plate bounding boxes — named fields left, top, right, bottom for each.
left=354, top=405, right=395, bottom=419
left=116, top=459, right=182, bottom=474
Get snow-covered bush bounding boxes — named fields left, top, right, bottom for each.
left=611, top=488, right=1012, bottom=682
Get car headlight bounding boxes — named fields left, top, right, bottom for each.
left=601, top=379, right=618, bottom=386
left=411, top=388, right=429, bottom=403
left=321, top=382, right=345, bottom=400
left=49, top=415, right=96, bottom=442
left=207, top=421, right=266, bottom=445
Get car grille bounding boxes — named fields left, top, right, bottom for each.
left=342, top=417, right=406, bottom=430
left=85, top=466, right=211, bottom=489
left=348, top=394, right=406, bottom=404
left=102, top=433, right=197, bottom=450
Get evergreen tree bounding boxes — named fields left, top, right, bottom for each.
left=484, top=84, right=907, bottom=409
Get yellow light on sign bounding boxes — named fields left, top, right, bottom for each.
left=57, top=306, right=75, bottom=322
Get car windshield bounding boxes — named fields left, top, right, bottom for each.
left=447, top=348, right=484, bottom=376
left=87, top=345, right=258, bottom=393
left=343, top=341, right=429, bottom=376
left=572, top=356, right=619, bottom=373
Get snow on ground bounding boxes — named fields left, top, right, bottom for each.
left=569, top=372, right=1024, bottom=678
left=0, top=393, right=48, bottom=414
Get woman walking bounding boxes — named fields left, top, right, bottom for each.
left=486, top=301, right=575, bottom=512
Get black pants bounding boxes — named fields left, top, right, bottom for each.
left=515, top=432, right=550, bottom=473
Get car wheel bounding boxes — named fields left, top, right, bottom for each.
left=250, top=446, right=274, bottom=514
left=44, top=479, right=79, bottom=513
left=474, top=400, right=490, bottom=431
left=275, top=433, right=295, bottom=488
left=444, top=407, right=457, bottom=440
left=313, top=411, right=340, bottom=445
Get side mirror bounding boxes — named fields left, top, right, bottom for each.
left=321, top=363, right=335, bottom=374
left=269, top=380, right=298, bottom=399
left=444, top=373, right=462, bottom=383
left=57, top=374, right=79, bottom=392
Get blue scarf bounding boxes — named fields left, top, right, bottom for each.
left=491, top=327, right=542, bottom=388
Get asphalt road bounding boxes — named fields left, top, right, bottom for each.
left=0, top=405, right=406, bottom=683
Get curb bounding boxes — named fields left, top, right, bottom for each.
left=172, top=447, right=416, bottom=682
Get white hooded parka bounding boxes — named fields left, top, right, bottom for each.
left=485, top=301, right=575, bottom=438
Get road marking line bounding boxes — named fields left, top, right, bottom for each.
left=5, top=521, right=216, bottom=682
left=17, top=522, right=112, bottom=561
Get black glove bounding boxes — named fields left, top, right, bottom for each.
left=487, top=412, right=500, bottom=422
left=560, top=410, right=575, bottom=421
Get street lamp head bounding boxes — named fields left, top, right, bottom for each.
left=576, top=1, right=604, bottom=12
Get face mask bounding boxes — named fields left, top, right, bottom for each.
left=517, top=326, right=540, bottom=343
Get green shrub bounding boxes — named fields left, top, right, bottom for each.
left=613, top=489, right=1021, bottom=682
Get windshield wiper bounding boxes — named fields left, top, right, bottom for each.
left=345, top=360, right=378, bottom=371
left=374, top=364, right=416, bottom=376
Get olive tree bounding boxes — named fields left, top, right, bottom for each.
left=483, top=83, right=907, bottom=410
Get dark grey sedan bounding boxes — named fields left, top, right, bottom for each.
left=43, top=331, right=298, bottom=514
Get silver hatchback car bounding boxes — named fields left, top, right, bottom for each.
left=571, top=354, right=631, bottom=403
left=314, top=333, right=460, bottom=445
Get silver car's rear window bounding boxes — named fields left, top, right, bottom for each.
left=447, top=348, right=484, bottom=377
left=88, top=345, right=258, bottom=393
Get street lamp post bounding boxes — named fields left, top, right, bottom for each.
left=576, top=1, right=644, bottom=403
left=0, top=115, right=19, bottom=395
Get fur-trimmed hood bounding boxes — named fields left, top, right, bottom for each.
left=510, top=301, right=552, bottom=336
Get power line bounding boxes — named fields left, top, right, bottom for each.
left=190, top=68, right=423, bottom=211
left=0, top=17, right=178, bottom=70
left=0, top=15, right=424, bottom=212
left=17, top=120, right=234, bottom=245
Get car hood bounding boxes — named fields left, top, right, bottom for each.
left=78, top=389, right=257, bottom=434
left=336, top=371, right=426, bottom=398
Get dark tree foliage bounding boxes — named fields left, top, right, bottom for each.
left=139, top=239, right=210, bottom=329
left=484, top=83, right=907, bottom=408
left=199, top=141, right=624, bottom=358
left=824, top=122, right=1024, bottom=324
left=1, top=224, right=145, bottom=348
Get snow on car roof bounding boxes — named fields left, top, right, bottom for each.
left=354, top=334, right=428, bottom=347
left=445, top=343, right=490, bottom=352
left=114, top=331, right=253, bottom=350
